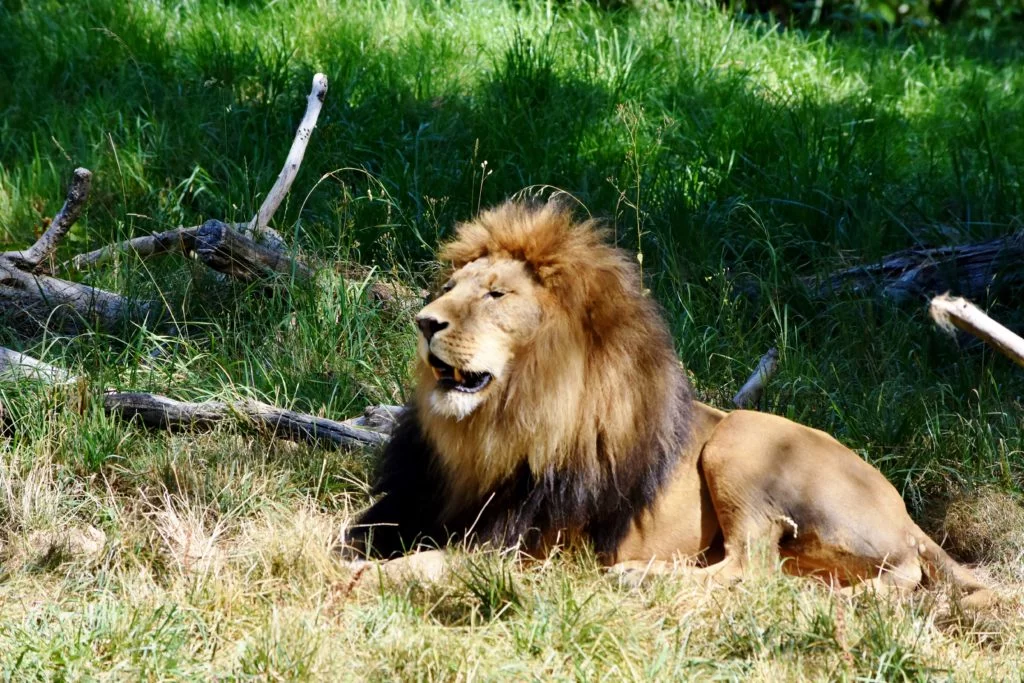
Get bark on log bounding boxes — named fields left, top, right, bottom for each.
left=732, top=348, right=779, bottom=409
left=103, top=392, right=388, bottom=449
left=2, top=168, right=92, bottom=272
left=342, top=404, right=405, bottom=434
left=246, top=73, right=329, bottom=249
left=929, top=295, right=1024, bottom=369
left=812, top=232, right=1024, bottom=303
left=0, top=257, right=152, bottom=329
left=194, top=219, right=313, bottom=281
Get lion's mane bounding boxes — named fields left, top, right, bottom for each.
left=350, top=201, right=695, bottom=559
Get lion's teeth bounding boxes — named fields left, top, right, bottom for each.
left=453, top=368, right=464, bottom=384
left=431, top=367, right=442, bottom=381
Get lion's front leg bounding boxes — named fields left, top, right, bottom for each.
left=345, top=549, right=450, bottom=594
left=609, top=556, right=745, bottom=589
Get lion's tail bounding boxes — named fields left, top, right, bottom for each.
left=914, top=524, right=995, bottom=606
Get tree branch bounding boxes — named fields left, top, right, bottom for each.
left=70, top=225, right=204, bottom=270
left=246, top=73, right=329, bottom=247
left=2, top=168, right=92, bottom=272
left=103, top=392, right=388, bottom=450
left=929, top=295, right=1024, bottom=368
left=0, top=347, right=75, bottom=383
left=732, top=348, right=779, bottom=409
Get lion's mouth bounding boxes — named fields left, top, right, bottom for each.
left=427, top=353, right=492, bottom=394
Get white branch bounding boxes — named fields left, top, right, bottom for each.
left=0, top=347, right=75, bottom=383
left=929, top=294, right=1024, bottom=368
left=732, top=348, right=780, bottom=409
left=247, top=73, right=329, bottom=247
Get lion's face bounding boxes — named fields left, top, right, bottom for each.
left=415, top=256, right=544, bottom=420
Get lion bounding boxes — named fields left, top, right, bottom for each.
left=343, top=199, right=993, bottom=605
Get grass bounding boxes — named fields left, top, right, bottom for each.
left=1, top=0, right=1023, bottom=678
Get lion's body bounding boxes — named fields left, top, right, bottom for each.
left=346, top=200, right=991, bottom=603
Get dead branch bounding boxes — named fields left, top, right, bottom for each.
left=811, top=232, right=1024, bottom=303
left=65, top=74, right=328, bottom=282
left=732, top=348, right=779, bottom=409
left=0, top=346, right=393, bottom=448
left=1, top=249, right=152, bottom=329
left=929, top=295, right=1024, bottom=368
left=2, top=168, right=92, bottom=272
left=246, top=73, right=328, bottom=249
left=103, top=391, right=386, bottom=450
left=194, top=219, right=313, bottom=281
left=0, top=347, right=75, bottom=383
left=70, top=225, right=203, bottom=270
left=342, top=404, right=405, bottom=435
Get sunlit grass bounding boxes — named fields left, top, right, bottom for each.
left=1, top=0, right=1023, bottom=678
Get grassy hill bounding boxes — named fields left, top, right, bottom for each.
left=1, top=0, right=1023, bottom=678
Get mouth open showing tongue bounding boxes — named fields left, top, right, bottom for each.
left=428, top=353, right=492, bottom=393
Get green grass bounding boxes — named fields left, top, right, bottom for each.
left=2, top=0, right=1024, bottom=678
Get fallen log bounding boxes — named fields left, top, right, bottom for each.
left=811, top=231, right=1024, bottom=303
left=0, top=169, right=154, bottom=331
left=68, top=74, right=329, bottom=277
left=930, top=295, right=1024, bottom=369
left=103, top=392, right=388, bottom=450
left=194, top=219, right=313, bottom=281
left=0, top=256, right=151, bottom=328
left=0, top=345, right=390, bottom=449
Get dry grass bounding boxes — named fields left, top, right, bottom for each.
left=2, top=0, right=1023, bottom=678
left=1, top=433, right=1023, bottom=680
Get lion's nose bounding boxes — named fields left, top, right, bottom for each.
left=416, top=316, right=449, bottom=342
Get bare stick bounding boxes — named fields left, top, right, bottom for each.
left=246, top=73, right=329, bottom=247
left=104, top=392, right=387, bottom=450
left=70, top=225, right=201, bottom=269
left=2, top=168, right=92, bottom=272
left=0, top=347, right=75, bottom=383
left=732, top=348, right=780, bottom=409
left=929, top=295, right=1024, bottom=368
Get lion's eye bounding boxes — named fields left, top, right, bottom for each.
left=441, top=281, right=455, bottom=294
left=486, top=291, right=505, bottom=299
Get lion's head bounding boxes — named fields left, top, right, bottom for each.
left=352, top=200, right=694, bottom=558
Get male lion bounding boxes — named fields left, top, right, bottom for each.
left=344, top=200, right=992, bottom=604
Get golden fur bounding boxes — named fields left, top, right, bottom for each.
left=347, top=200, right=993, bottom=606
left=417, top=202, right=686, bottom=513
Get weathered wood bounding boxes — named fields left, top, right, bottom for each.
left=194, top=219, right=313, bottom=281
left=103, top=391, right=388, bottom=449
left=0, top=347, right=74, bottom=383
left=812, top=232, right=1024, bottom=303
left=71, top=225, right=202, bottom=269
left=246, top=73, right=329, bottom=249
left=929, top=295, right=1024, bottom=368
left=0, top=256, right=152, bottom=328
left=732, top=348, right=779, bottom=409
left=342, top=404, right=405, bottom=434
left=2, top=168, right=92, bottom=272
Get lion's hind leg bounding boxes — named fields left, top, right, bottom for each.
left=611, top=517, right=786, bottom=589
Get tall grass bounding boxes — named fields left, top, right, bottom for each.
left=1, top=0, right=1023, bottom=678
